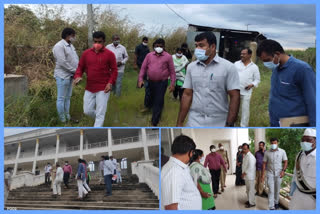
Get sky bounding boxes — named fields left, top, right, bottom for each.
left=4, top=128, right=38, bottom=137
left=8, top=4, right=316, bottom=49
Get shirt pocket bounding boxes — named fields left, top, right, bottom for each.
left=209, top=76, right=225, bottom=91
left=278, top=80, right=300, bottom=98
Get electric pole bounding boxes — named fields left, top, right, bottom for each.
left=87, top=4, right=94, bottom=48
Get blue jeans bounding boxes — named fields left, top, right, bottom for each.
left=56, top=77, right=73, bottom=122
left=104, top=174, right=112, bottom=195
left=113, top=72, right=124, bottom=97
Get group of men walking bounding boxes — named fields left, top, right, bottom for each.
left=161, top=128, right=316, bottom=210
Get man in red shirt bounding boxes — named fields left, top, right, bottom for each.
left=73, top=31, right=118, bottom=127
left=138, top=38, right=176, bottom=126
left=204, top=145, right=227, bottom=198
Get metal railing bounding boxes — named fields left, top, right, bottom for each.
left=113, top=136, right=140, bottom=145
left=146, top=133, right=159, bottom=144
left=66, top=145, right=80, bottom=152
left=87, top=141, right=107, bottom=149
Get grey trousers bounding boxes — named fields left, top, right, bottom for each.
left=246, top=179, right=256, bottom=205
left=267, top=174, right=282, bottom=209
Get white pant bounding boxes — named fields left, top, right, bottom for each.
left=83, top=178, right=91, bottom=191
left=53, top=179, right=62, bottom=195
left=83, top=90, right=110, bottom=127
left=267, top=174, right=282, bottom=209
left=4, top=187, right=9, bottom=203
left=116, top=171, right=122, bottom=183
left=240, top=94, right=251, bottom=127
left=245, top=179, right=256, bottom=205
left=77, top=179, right=88, bottom=198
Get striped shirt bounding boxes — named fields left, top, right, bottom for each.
left=161, top=157, right=202, bottom=210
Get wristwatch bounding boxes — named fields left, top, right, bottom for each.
left=225, top=122, right=234, bottom=127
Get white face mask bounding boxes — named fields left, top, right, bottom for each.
left=211, top=149, right=216, bottom=153
left=200, top=156, right=205, bottom=163
left=69, top=36, right=76, bottom=42
left=220, top=146, right=224, bottom=150
left=176, top=53, right=183, bottom=57
left=300, top=141, right=313, bottom=152
left=271, top=144, right=278, bottom=150
left=143, top=42, right=148, bottom=46
left=154, top=47, right=163, bottom=54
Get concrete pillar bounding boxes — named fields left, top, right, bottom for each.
left=108, top=129, right=113, bottom=156
left=254, top=129, right=266, bottom=152
left=55, top=135, right=60, bottom=163
left=13, top=143, right=21, bottom=176
left=170, top=129, right=174, bottom=143
left=80, top=130, right=84, bottom=158
left=32, top=139, right=39, bottom=173
left=85, top=137, right=89, bottom=150
left=250, top=41, right=258, bottom=63
left=141, top=129, right=150, bottom=161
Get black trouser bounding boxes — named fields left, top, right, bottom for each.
left=138, top=64, right=152, bottom=109
left=173, top=85, right=184, bottom=100
left=63, top=172, right=70, bottom=188
left=210, top=169, right=221, bottom=194
left=45, top=172, right=51, bottom=184
left=149, top=80, right=168, bottom=126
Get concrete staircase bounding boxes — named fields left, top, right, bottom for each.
left=5, top=175, right=159, bottom=210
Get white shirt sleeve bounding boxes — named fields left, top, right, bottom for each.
left=121, top=46, right=129, bottom=65
left=163, top=170, right=184, bottom=207
left=53, top=44, right=77, bottom=73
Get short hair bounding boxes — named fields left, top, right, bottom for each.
left=209, top=145, right=216, bottom=150
left=242, top=143, right=250, bottom=149
left=176, top=47, right=183, bottom=53
left=78, top=158, right=82, bottom=163
left=93, top=31, right=106, bottom=41
left=65, top=161, right=68, bottom=163
left=153, top=38, right=165, bottom=47
left=259, top=141, right=265, bottom=146
left=195, top=31, right=217, bottom=46
left=104, top=156, right=110, bottom=160
left=270, top=137, right=279, bottom=143
left=56, top=162, right=60, bottom=167
left=112, top=34, right=120, bottom=40
left=257, top=39, right=285, bottom=57
left=242, top=48, right=252, bottom=55
left=161, top=147, right=164, bottom=153
left=101, top=156, right=105, bottom=159
left=142, top=36, right=148, bottom=41
left=181, top=43, right=188, bottom=48
left=61, top=28, right=75, bottom=39
left=171, top=135, right=196, bottom=155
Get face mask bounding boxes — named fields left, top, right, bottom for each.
left=263, top=56, right=280, bottom=70
left=113, top=40, right=120, bottom=45
left=200, top=157, right=205, bottom=163
left=154, top=47, right=163, bottom=54
left=93, top=43, right=103, bottom=51
left=69, top=36, right=76, bottom=42
left=239, top=149, right=242, bottom=152
left=271, top=144, right=278, bottom=150
left=220, top=146, right=224, bottom=150
left=300, top=141, right=313, bottom=152
left=194, top=48, right=209, bottom=61
left=176, top=53, right=183, bottom=57
left=211, top=149, right=216, bottom=153
left=143, top=42, right=148, bottom=46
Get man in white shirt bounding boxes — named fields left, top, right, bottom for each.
left=44, top=163, right=52, bottom=185
left=53, top=28, right=79, bottom=123
left=104, top=156, right=115, bottom=196
left=241, top=143, right=256, bottom=208
left=52, top=162, right=64, bottom=197
left=289, top=128, right=316, bottom=210
left=161, top=135, right=201, bottom=210
left=234, top=48, right=260, bottom=127
left=110, top=156, right=117, bottom=183
left=106, top=34, right=129, bottom=97
left=99, top=156, right=105, bottom=184
left=4, top=167, right=13, bottom=203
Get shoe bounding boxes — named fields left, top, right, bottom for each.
left=217, top=191, right=222, bottom=194
left=245, top=204, right=256, bottom=208
left=275, top=204, right=280, bottom=209
left=213, top=194, right=218, bottom=198
left=224, top=185, right=227, bottom=187
left=245, top=201, right=249, bottom=205
left=140, top=108, right=150, bottom=113
left=270, top=208, right=275, bottom=210
left=221, top=189, right=224, bottom=192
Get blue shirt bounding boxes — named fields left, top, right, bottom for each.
left=269, top=56, right=316, bottom=127
left=77, top=163, right=85, bottom=181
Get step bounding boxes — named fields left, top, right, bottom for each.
left=5, top=201, right=159, bottom=209
left=8, top=196, right=159, bottom=202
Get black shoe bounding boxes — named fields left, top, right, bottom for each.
left=245, top=201, right=250, bottom=205
left=245, top=204, right=256, bottom=208
left=275, top=204, right=280, bottom=209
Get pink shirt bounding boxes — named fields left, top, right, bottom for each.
left=63, top=164, right=72, bottom=174
left=138, top=51, right=176, bottom=86
left=204, top=152, right=227, bottom=170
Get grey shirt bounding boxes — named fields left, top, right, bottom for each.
left=263, top=148, right=288, bottom=176
left=183, top=55, right=240, bottom=118
left=53, top=39, right=79, bottom=79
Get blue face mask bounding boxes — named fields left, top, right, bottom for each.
left=194, top=48, right=209, bottom=61
left=300, top=141, right=313, bottom=152
left=263, top=56, right=280, bottom=70
left=271, top=144, right=278, bottom=150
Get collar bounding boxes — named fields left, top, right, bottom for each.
left=304, top=148, right=316, bottom=157
left=170, top=156, right=188, bottom=169
left=270, top=148, right=279, bottom=152
left=111, top=43, right=121, bottom=48
left=152, top=51, right=164, bottom=56
left=240, top=60, right=253, bottom=67
left=279, top=55, right=293, bottom=70
left=197, top=54, right=220, bottom=66
left=62, top=39, right=71, bottom=47
left=91, top=47, right=106, bottom=53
